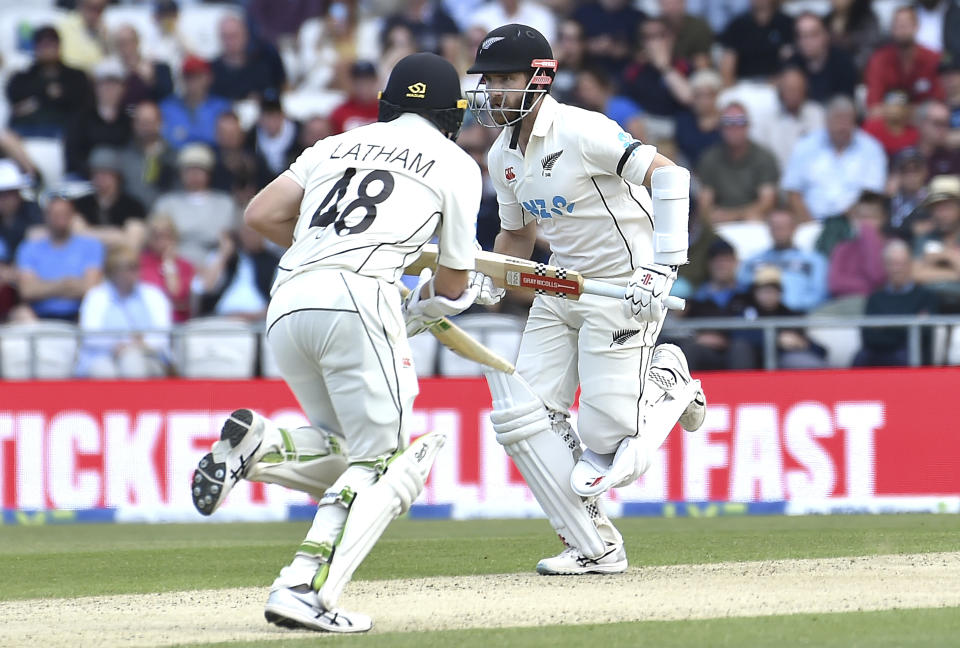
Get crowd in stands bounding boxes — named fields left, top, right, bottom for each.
left=0, top=0, right=958, bottom=377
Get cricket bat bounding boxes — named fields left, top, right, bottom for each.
left=399, top=286, right=515, bottom=374
left=404, top=244, right=685, bottom=310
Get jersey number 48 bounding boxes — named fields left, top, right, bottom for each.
left=310, top=167, right=395, bottom=235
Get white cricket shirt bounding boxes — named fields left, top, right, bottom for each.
left=274, top=113, right=480, bottom=291
left=488, top=95, right=658, bottom=278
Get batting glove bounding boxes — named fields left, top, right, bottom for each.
left=469, top=270, right=505, bottom=306
left=403, top=268, right=480, bottom=337
left=622, top=263, right=676, bottom=324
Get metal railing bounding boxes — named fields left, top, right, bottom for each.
left=661, top=314, right=960, bottom=370
left=1, top=314, right=959, bottom=378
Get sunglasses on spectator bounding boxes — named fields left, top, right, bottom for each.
left=721, top=116, right=749, bottom=127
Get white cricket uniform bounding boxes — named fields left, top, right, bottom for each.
left=267, top=113, right=479, bottom=462
left=488, top=95, right=663, bottom=454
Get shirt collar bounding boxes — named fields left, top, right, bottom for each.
left=531, top=94, right=559, bottom=139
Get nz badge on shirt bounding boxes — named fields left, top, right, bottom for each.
left=519, top=149, right=576, bottom=221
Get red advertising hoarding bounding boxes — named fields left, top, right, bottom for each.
left=1, top=368, right=958, bottom=521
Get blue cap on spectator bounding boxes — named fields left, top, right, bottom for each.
left=350, top=60, right=378, bottom=79
left=707, top=237, right=735, bottom=260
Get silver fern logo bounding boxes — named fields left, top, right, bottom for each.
left=610, top=329, right=641, bottom=346
left=481, top=36, right=505, bottom=50
left=541, top=150, right=563, bottom=176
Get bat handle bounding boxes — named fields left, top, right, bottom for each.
left=581, top=279, right=686, bottom=311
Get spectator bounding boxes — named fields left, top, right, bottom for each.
left=247, top=0, right=326, bottom=45
left=786, top=12, right=858, bottom=104
left=196, top=225, right=280, bottom=321
left=381, top=0, right=460, bottom=57
left=210, top=13, right=287, bottom=101
left=139, top=214, right=194, bottom=323
left=153, top=144, right=237, bottom=268
left=854, top=239, right=937, bottom=366
left=457, top=124, right=499, bottom=252
left=568, top=0, right=643, bottom=76
left=945, top=3, right=960, bottom=65
left=676, top=209, right=722, bottom=293
left=58, top=0, right=109, bottom=73
left=659, top=0, right=713, bottom=71
left=913, top=175, right=960, bottom=310
left=250, top=94, right=300, bottom=178
left=864, top=6, right=944, bottom=115
left=159, top=56, right=231, bottom=151
left=680, top=238, right=755, bottom=371
left=213, top=112, right=270, bottom=205
left=738, top=207, right=827, bottom=312
left=118, top=101, right=178, bottom=208
left=551, top=19, right=587, bottom=103
left=941, top=59, right=960, bottom=140
left=6, top=26, right=93, bottom=137
left=718, top=0, right=794, bottom=86
left=862, top=91, right=920, bottom=161
left=575, top=67, right=643, bottom=133
left=823, top=0, right=881, bottom=72
left=0, top=160, right=43, bottom=261
left=15, top=196, right=104, bottom=321
left=915, top=100, right=960, bottom=177
left=77, top=245, right=172, bottom=379
left=783, top=96, right=887, bottom=222
left=620, top=17, right=692, bottom=131
left=888, top=148, right=932, bottom=242
left=329, top=61, right=381, bottom=135
left=697, top=102, right=779, bottom=224
left=72, top=147, right=147, bottom=249
left=146, top=0, right=186, bottom=74
left=64, top=58, right=133, bottom=178
left=752, top=65, right=825, bottom=173
left=674, top=68, right=722, bottom=167
left=827, top=191, right=888, bottom=298
left=684, top=0, right=750, bottom=35
left=470, top=1, right=558, bottom=45
left=741, top=265, right=827, bottom=369
left=295, top=115, right=332, bottom=153
left=111, top=24, right=175, bottom=112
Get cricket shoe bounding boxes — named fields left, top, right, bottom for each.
left=264, top=585, right=372, bottom=633
left=191, top=409, right=266, bottom=516
left=648, top=343, right=706, bottom=431
left=536, top=543, right=628, bottom=575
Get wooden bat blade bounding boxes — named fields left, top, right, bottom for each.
left=399, top=285, right=515, bottom=374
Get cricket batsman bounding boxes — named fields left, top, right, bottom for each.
left=465, top=24, right=707, bottom=575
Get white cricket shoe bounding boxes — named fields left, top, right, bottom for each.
left=536, top=543, right=628, bottom=575
left=191, top=409, right=266, bottom=516
left=649, top=344, right=706, bottom=431
left=264, top=585, right=372, bottom=633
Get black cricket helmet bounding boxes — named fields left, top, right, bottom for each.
left=379, top=52, right=468, bottom=140
left=466, top=24, right=557, bottom=128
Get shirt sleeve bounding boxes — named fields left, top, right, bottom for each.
left=487, top=145, right=526, bottom=231
left=860, top=134, right=888, bottom=192
left=282, top=141, right=324, bottom=188
left=15, top=242, right=36, bottom=273
left=780, top=140, right=808, bottom=193
left=436, top=152, right=481, bottom=270
left=579, top=110, right=657, bottom=186
left=86, top=238, right=105, bottom=272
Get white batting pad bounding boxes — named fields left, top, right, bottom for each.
left=485, top=370, right=606, bottom=559
left=317, top=431, right=446, bottom=610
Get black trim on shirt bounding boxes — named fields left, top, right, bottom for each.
left=617, top=141, right=642, bottom=177
left=591, top=176, right=635, bottom=270
left=624, top=179, right=654, bottom=230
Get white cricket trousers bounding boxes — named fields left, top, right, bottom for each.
left=265, top=269, right=419, bottom=463
left=515, top=290, right=664, bottom=454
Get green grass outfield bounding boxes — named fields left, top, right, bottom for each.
left=1, top=514, right=958, bottom=646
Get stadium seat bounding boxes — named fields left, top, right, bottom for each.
left=174, top=317, right=257, bottom=378
left=780, top=1, right=830, bottom=17
left=794, top=220, right=823, bottom=253
left=0, top=6, right=66, bottom=72
left=714, top=221, right=771, bottom=262
left=281, top=89, right=347, bottom=122
left=178, top=4, right=239, bottom=61
left=0, top=320, right=79, bottom=379
left=807, top=299, right=864, bottom=367
left=437, top=313, right=524, bottom=377
left=22, top=137, right=65, bottom=191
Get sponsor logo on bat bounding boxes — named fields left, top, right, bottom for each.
left=519, top=273, right=579, bottom=294
left=506, top=270, right=521, bottom=286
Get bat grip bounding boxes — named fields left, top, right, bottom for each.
left=581, top=279, right=686, bottom=311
